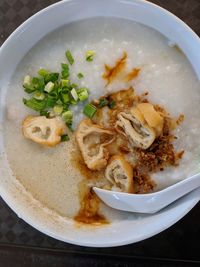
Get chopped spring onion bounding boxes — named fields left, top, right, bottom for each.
left=77, top=73, right=84, bottom=79
left=56, top=99, right=63, bottom=105
left=22, top=50, right=93, bottom=132
left=65, top=50, right=74, bottom=65
left=71, top=100, right=78, bottom=105
left=46, top=95, right=56, bottom=108
left=57, top=87, right=62, bottom=94
left=61, top=134, right=70, bottom=142
left=77, top=88, right=89, bottom=101
left=70, top=88, right=78, bottom=101
left=86, top=50, right=95, bottom=62
left=61, top=79, right=69, bottom=87
left=62, top=111, right=73, bottom=124
left=38, top=69, right=49, bottom=77
left=62, top=103, right=70, bottom=112
left=32, top=77, right=45, bottom=91
left=23, top=98, right=46, bottom=111
left=33, top=91, right=45, bottom=100
left=83, top=103, right=97, bottom=118
left=48, top=89, right=58, bottom=97
left=62, top=93, right=70, bottom=103
left=61, top=63, right=69, bottom=79
left=40, top=110, right=50, bottom=117
left=23, top=84, right=36, bottom=94
left=23, top=75, right=31, bottom=86
left=62, top=87, right=70, bottom=94
left=61, top=63, right=69, bottom=70
left=45, top=73, right=59, bottom=83
left=53, top=105, right=63, bottom=115
left=99, top=98, right=109, bottom=108
left=44, top=81, right=54, bottom=93
left=108, top=100, right=116, bottom=109
left=71, top=83, right=78, bottom=89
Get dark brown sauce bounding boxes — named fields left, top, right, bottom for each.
left=74, top=184, right=108, bottom=225
left=102, top=52, right=127, bottom=85
left=125, top=68, right=140, bottom=81
left=71, top=148, right=109, bottom=225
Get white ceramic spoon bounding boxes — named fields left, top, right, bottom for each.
left=93, top=173, right=200, bottom=213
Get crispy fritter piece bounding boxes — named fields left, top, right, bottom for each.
left=22, top=116, right=67, bottom=147
left=76, top=119, right=115, bottom=170
left=116, top=111, right=156, bottom=149
left=105, top=155, right=133, bottom=193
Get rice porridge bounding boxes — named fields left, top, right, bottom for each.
left=4, top=17, right=200, bottom=220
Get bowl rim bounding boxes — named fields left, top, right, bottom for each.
left=0, top=0, right=200, bottom=247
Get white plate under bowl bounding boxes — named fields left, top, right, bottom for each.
left=0, top=0, right=200, bottom=247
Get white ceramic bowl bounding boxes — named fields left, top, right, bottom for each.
left=0, top=0, right=200, bottom=247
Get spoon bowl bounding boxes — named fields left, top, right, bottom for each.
left=93, top=173, right=200, bottom=213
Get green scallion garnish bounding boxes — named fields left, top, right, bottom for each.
left=22, top=49, right=93, bottom=135
left=32, top=77, right=45, bottom=91
left=44, top=81, right=54, bottom=93
left=70, top=88, right=78, bottom=101
left=23, top=98, right=46, bottom=112
left=23, top=75, right=31, bottom=86
left=56, top=99, right=63, bottom=105
left=70, top=100, right=78, bottom=105
left=23, top=84, right=36, bottom=94
left=45, top=72, right=59, bottom=83
left=40, top=110, right=50, bottom=117
left=46, top=95, right=56, bottom=108
left=77, top=73, right=84, bottom=79
left=61, top=63, right=69, bottom=79
left=108, top=100, right=116, bottom=109
left=83, top=103, right=97, bottom=118
left=33, top=91, right=45, bottom=100
left=61, top=134, right=70, bottom=142
left=86, top=50, right=95, bottom=62
left=71, top=83, right=78, bottom=89
left=65, top=50, right=74, bottom=65
left=99, top=98, right=109, bottom=108
left=38, top=69, right=49, bottom=77
left=53, top=105, right=63, bottom=115
left=77, top=88, right=89, bottom=101
left=62, top=111, right=73, bottom=124
left=61, top=79, right=69, bottom=87
left=62, top=93, right=70, bottom=104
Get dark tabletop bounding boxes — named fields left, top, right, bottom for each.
left=0, top=1, right=200, bottom=266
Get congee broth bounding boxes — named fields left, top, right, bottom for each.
left=5, top=17, right=200, bottom=223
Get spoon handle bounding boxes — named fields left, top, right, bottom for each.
left=94, top=173, right=200, bottom=213
left=153, top=173, right=200, bottom=212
